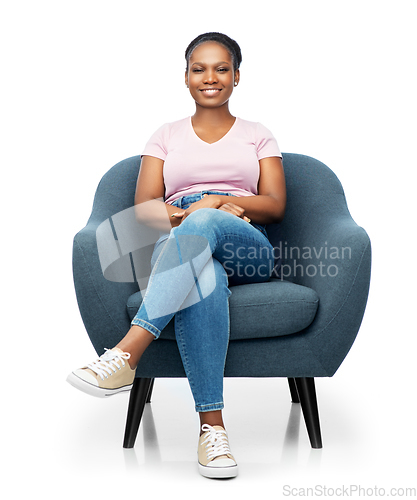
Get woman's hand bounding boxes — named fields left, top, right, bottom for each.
left=217, top=201, right=251, bottom=222
left=170, top=194, right=251, bottom=224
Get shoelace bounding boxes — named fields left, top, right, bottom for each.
left=201, top=424, right=231, bottom=461
left=87, top=349, right=131, bottom=380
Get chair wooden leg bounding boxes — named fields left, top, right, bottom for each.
left=288, top=377, right=300, bottom=403
left=146, top=378, right=155, bottom=403
left=294, top=377, right=323, bottom=449
left=123, top=377, right=153, bottom=449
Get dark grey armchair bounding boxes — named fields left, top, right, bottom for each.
left=72, top=153, right=371, bottom=449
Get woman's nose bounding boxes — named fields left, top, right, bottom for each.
left=203, top=70, right=217, bottom=84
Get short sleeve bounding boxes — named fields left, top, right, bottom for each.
left=255, top=122, right=282, bottom=160
left=141, top=123, right=170, bottom=161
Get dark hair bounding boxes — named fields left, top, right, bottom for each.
left=185, top=32, right=242, bottom=71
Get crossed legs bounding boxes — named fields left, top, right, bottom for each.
left=123, top=208, right=274, bottom=426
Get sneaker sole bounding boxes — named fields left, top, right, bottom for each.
left=66, top=372, right=133, bottom=398
left=198, top=462, right=238, bottom=479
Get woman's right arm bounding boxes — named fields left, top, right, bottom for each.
left=134, top=155, right=182, bottom=230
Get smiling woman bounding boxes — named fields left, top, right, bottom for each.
left=186, top=43, right=238, bottom=112
left=67, top=31, right=286, bottom=480
left=185, top=34, right=241, bottom=143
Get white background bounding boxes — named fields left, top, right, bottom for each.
left=2, top=0, right=416, bottom=497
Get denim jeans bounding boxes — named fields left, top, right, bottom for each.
left=131, top=191, right=275, bottom=412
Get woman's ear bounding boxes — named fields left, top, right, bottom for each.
left=234, top=69, right=240, bottom=86
left=185, top=70, right=188, bottom=88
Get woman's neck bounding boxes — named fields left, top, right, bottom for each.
left=192, top=104, right=235, bottom=129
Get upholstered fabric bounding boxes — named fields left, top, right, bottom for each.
left=72, top=153, right=371, bottom=378
left=126, top=279, right=319, bottom=341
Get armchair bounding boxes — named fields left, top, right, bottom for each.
left=72, top=153, right=371, bottom=450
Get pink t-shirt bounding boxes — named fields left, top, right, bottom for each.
left=142, top=116, right=282, bottom=205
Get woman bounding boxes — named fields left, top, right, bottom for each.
left=67, top=32, right=286, bottom=479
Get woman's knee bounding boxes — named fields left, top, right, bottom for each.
left=177, top=209, right=239, bottom=244
left=180, top=208, right=223, bottom=231
left=172, top=209, right=224, bottom=254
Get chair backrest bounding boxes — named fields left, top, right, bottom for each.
left=266, top=153, right=353, bottom=282
left=280, top=153, right=350, bottom=238
left=88, top=155, right=141, bottom=225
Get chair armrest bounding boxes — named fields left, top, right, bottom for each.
left=281, top=216, right=371, bottom=375
left=73, top=221, right=140, bottom=355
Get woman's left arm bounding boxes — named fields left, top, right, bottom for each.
left=209, top=156, right=286, bottom=224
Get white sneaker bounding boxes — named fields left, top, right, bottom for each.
left=66, top=348, right=136, bottom=398
left=198, top=424, right=238, bottom=478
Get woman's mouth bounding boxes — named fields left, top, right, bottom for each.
left=200, top=88, right=222, bottom=96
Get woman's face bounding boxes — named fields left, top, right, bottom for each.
left=185, top=41, right=239, bottom=110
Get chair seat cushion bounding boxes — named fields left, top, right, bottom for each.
left=126, top=278, right=319, bottom=341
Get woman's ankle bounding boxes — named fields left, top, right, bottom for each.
left=199, top=410, right=225, bottom=434
left=115, top=325, right=155, bottom=369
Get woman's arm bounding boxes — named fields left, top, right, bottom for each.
left=173, top=156, right=286, bottom=225
left=224, top=156, right=286, bottom=224
left=134, top=155, right=180, bottom=230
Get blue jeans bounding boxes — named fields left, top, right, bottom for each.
left=131, top=191, right=275, bottom=412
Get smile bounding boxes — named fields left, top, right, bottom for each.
left=200, top=89, right=222, bottom=95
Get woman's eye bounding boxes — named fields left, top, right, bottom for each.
left=193, top=68, right=203, bottom=73
left=218, top=68, right=228, bottom=72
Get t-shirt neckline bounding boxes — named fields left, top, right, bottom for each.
left=189, top=116, right=239, bottom=145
